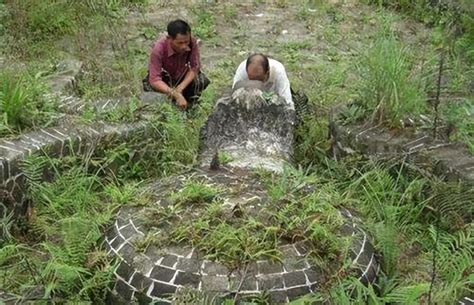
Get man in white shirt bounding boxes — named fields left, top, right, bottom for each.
left=232, top=54, right=294, bottom=109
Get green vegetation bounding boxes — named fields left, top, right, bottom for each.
left=357, top=22, right=427, bottom=126
left=0, top=69, right=59, bottom=136
left=0, top=101, right=208, bottom=302
left=140, top=167, right=350, bottom=274
left=1, top=155, right=122, bottom=302
left=0, top=0, right=473, bottom=304
left=361, top=0, right=474, bottom=148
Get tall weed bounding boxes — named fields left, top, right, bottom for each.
left=0, top=69, right=58, bottom=136
left=358, top=20, right=426, bottom=126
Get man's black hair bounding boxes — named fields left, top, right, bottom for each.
left=167, top=19, right=191, bottom=38
left=246, top=53, right=270, bottom=74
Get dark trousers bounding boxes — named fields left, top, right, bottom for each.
left=143, top=72, right=210, bottom=107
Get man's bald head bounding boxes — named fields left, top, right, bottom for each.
left=246, top=53, right=270, bottom=82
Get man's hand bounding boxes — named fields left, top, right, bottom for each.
left=175, top=85, right=185, bottom=94
left=175, top=92, right=188, bottom=110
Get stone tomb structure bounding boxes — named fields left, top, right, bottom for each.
left=106, top=84, right=378, bottom=303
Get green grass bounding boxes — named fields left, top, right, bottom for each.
left=169, top=179, right=222, bottom=206
left=192, top=8, right=216, bottom=40
left=357, top=20, right=427, bottom=127
left=0, top=69, right=59, bottom=136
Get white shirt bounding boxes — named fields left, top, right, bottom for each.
left=232, top=58, right=293, bottom=107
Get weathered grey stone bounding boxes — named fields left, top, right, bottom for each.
left=174, top=271, right=200, bottom=288
left=360, top=257, right=378, bottom=285
left=130, top=271, right=153, bottom=291
left=120, top=225, right=139, bottom=240
left=151, top=282, right=177, bottom=297
left=305, top=266, right=323, bottom=284
left=116, top=262, right=134, bottom=282
left=202, top=261, right=229, bottom=276
left=331, top=123, right=474, bottom=185
left=240, top=275, right=258, bottom=291
left=132, top=254, right=155, bottom=277
left=293, top=241, right=312, bottom=256
left=286, top=286, right=311, bottom=300
left=115, top=278, right=135, bottom=301
left=201, top=275, right=228, bottom=291
left=257, top=261, right=284, bottom=275
left=282, top=256, right=307, bottom=272
left=46, top=59, right=83, bottom=94
left=105, top=86, right=379, bottom=303
left=133, top=291, right=153, bottom=305
left=150, top=266, right=176, bottom=282
left=176, top=257, right=200, bottom=274
left=257, top=274, right=284, bottom=290
left=283, top=271, right=307, bottom=287
left=162, top=245, right=193, bottom=258
left=269, top=291, right=288, bottom=303
left=119, top=243, right=136, bottom=262
left=160, top=255, right=178, bottom=268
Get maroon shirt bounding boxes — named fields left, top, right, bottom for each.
left=148, top=36, right=201, bottom=84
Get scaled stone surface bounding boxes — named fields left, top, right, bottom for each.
left=200, top=87, right=295, bottom=173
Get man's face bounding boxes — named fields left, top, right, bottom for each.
left=169, top=33, right=191, bottom=54
left=247, top=63, right=269, bottom=82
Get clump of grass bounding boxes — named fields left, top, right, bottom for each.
left=169, top=179, right=222, bottom=206
left=442, top=99, right=474, bottom=154
left=171, top=206, right=282, bottom=270
left=218, top=151, right=234, bottom=165
left=357, top=19, right=426, bottom=127
left=0, top=69, right=58, bottom=136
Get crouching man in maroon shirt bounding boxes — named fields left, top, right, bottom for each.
left=145, top=19, right=210, bottom=110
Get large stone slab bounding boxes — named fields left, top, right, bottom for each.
left=200, top=85, right=295, bottom=173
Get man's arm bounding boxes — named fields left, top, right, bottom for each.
left=274, top=63, right=293, bottom=107
left=176, top=69, right=196, bottom=93
left=232, top=60, right=248, bottom=88
left=176, top=37, right=200, bottom=92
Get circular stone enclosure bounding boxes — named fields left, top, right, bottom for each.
left=106, top=167, right=378, bottom=304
